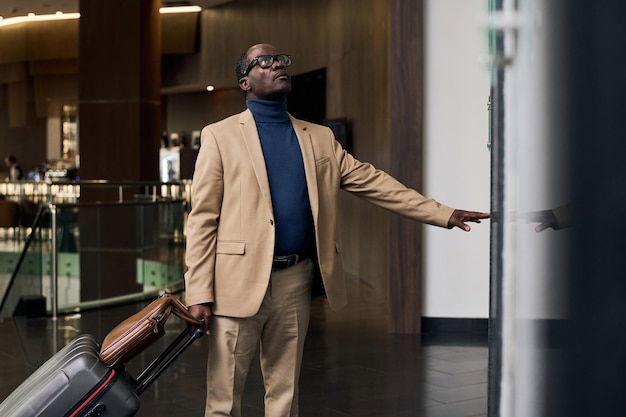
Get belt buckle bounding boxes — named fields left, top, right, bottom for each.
left=273, top=254, right=298, bottom=270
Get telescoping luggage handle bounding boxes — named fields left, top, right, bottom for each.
left=134, top=326, right=204, bottom=395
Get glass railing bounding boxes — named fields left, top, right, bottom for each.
left=0, top=181, right=191, bottom=319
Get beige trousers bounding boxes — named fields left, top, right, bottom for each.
left=205, top=258, right=314, bottom=417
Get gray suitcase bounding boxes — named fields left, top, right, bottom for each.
left=0, top=328, right=202, bottom=416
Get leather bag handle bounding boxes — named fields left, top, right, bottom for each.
left=165, top=292, right=204, bottom=326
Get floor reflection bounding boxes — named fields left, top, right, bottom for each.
left=0, top=281, right=487, bottom=417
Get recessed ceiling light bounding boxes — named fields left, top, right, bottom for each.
left=206, top=86, right=215, bottom=92
left=0, top=12, right=80, bottom=27
left=159, top=6, right=202, bottom=14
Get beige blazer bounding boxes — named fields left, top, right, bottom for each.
left=184, top=109, right=455, bottom=317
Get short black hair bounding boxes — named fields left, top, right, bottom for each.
left=235, top=51, right=249, bottom=81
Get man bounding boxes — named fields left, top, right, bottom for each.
left=185, top=43, right=489, bottom=417
left=5, top=155, right=23, bottom=180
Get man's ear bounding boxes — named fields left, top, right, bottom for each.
left=239, top=77, right=250, bottom=92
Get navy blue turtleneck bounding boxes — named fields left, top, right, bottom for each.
left=247, top=99, right=315, bottom=257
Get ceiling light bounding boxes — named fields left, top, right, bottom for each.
left=0, top=6, right=200, bottom=28
left=206, top=86, right=215, bottom=92
left=159, top=6, right=202, bottom=14
left=0, top=12, right=80, bottom=27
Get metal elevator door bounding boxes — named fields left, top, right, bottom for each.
left=487, top=1, right=572, bottom=416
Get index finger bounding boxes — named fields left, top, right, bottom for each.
left=465, top=212, right=490, bottom=221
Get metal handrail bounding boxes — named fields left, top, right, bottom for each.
left=0, top=179, right=192, bottom=205
left=48, top=198, right=186, bottom=319
left=0, top=204, right=49, bottom=316
left=57, top=281, right=185, bottom=316
left=0, top=195, right=187, bottom=319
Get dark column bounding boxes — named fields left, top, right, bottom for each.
left=77, top=0, right=161, bottom=301
left=388, top=0, right=424, bottom=333
left=78, top=0, right=161, bottom=183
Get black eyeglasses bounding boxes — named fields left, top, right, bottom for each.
left=243, top=54, right=291, bottom=76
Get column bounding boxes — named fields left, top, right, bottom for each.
left=77, top=0, right=161, bottom=301
left=78, top=0, right=161, bottom=183
left=388, top=0, right=424, bottom=333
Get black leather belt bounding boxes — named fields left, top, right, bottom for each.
left=272, top=254, right=306, bottom=270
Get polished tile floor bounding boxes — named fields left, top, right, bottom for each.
left=0, top=283, right=488, bottom=417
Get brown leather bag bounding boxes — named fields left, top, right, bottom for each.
left=99, top=291, right=203, bottom=367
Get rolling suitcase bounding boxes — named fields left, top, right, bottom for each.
left=0, top=292, right=204, bottom=417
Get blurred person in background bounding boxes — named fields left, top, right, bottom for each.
left=5, top=155, right=23, bottom=180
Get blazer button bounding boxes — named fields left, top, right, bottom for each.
left=270, top=219, right=274, bottom=226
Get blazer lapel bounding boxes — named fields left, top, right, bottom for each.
left=239, top=110, right=273, bottom=214
left=291, top=116, right=320, bottom=222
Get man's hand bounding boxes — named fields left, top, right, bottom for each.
left=448, top=209, right=490, bottom=232
left=188, top=303, right=213, bottom=335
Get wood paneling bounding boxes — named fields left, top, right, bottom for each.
left=0, top=20, right=78, bottom=64
left=26, top=20, right=79, bottom=61
left=79, top=0, right=161, bottom=102
left=162, top=12, right=199, bottom=55
left=0, top=85, right=5, bottom=111
left=78, top=101, right=160, bottom=181
left=389, top=0, right=424, bottom=333
left=29, top=59, right=78, bottom=76
left=78, top=0, right=161, bottom=182
left=324, top=0, right=390, bottom=298
left=0, top=24, right=27, bottom=64
left=33, top=74, right=78, bottom=118
left=7, top=80, right=28, bottom=127
left=77, top=0, right=161, bottom=304
left=0, top=62, right=27, bottom=84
